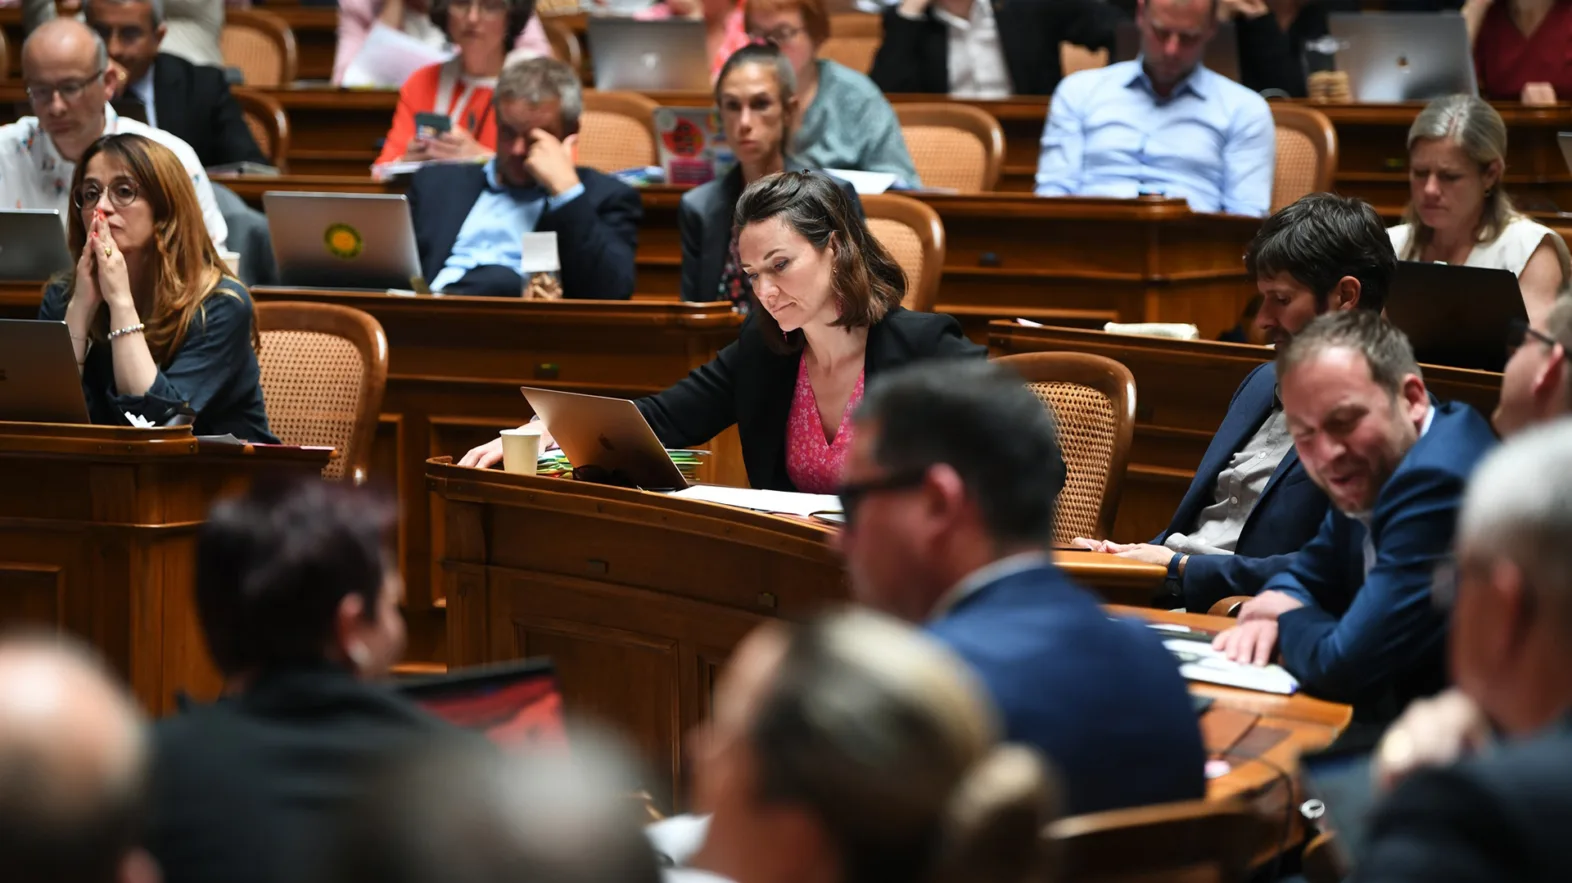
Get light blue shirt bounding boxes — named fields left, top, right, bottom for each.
left=1033, top=60, right=1275, bottom=217
left=431, top=159, right=585, bottom=292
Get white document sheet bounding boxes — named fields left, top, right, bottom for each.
left=823, top=169, right=898, bottom=195
left=341, top=23, right=453, bottom=89
left=1160, top=635, right=1301, bottom=695
left=670, top=486, right=842, bottom=518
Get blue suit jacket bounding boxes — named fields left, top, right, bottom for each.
left=1270, top=401, right=1497, bottom=722
left=1156, top=363, right=1330, bottom=611
left=926, top=563, right=1207, bottom=815
left=407, top=163, right=641, bottom=300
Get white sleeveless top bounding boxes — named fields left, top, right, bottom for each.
left=1388, top=216, right=1571, bottom=279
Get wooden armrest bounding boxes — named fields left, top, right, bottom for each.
left=1208, top=596, right=1252, bottom=617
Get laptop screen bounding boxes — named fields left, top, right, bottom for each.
left=399, top=658, right=567, bottom=749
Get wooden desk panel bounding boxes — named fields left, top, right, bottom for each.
left=0, top=422, right=329, bottom=713
left=432, top=464, right=1345, bottom=818
left=990, top=323, right=1504, bottom=541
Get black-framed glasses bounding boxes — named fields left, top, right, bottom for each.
left=746, top=24, right=804, bottom=43
left=836, top=468, right=930, bottom=526
left=73, top=178, right=140, bottom=210
left=25, top=68, right=104, bottom=105
left=1507, top=319, right=1558, bottom=357
left=448, top=0, right=509, bottom=17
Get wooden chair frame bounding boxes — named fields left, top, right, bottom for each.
left=894, top=102, right=1005, bottom=192
left=232, top=88, right=291, bottom=171
left=1271, top=103, right=1339, bottom=197
left=861, top=193, right=945, bottom=314
left=544, top=17, right=585, bottom=81
left=222, top=8, right=299, bottom=87
left=255, top=302, right=388, bottom=484
left=1050, top=799, right=1271, bottom=883
left=580, top=89, right=660, bottom=167
left=991, top=351, right=1137, bottom=541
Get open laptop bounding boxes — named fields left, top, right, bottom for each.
left=587, top=18, right=710, bottom=92
left=1114, top=21, right=1239, bottom=83
left=0, top=211, right=73, bottom=280
left=520, top=386, right=691, bottom=490
left=1329, top=13, right=1477, bottom=102
left=398, top=658, right=567, bottom=749
left=263, top=192, right=425, bottom=290
left=1386, top=261, right=1524, bottom=372
left=0, top=320, right=91, bottom=424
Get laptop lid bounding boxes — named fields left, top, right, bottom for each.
left=262, top=192, right=425, bottom=290
left=0, top=320, right=92, bottom=424
left=520, top=386, right=691, bottom=490
left=1386, top=260, right=1524, bottom=372
left=1328, top=13, right=1477, bottom=102
left=587, top=19, right=711, bottom=92
left=1113, top=21, right=1240, bottom=83
left=0, top=211, right=73, bottom=281
left=399, top=658, right=568, bottom=748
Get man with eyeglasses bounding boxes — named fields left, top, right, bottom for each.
left=1342, top=420, right=1572, bottom=883
left=1210, top=311, right=1497, bottom=742
left=0, top=18, right=227, bottom=249
left=835, top=359, right=1206, bottom=816
left=1493, top=297, right=1572, bottom=437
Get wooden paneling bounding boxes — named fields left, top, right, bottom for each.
left=990, top=323, right=1504, bottom=542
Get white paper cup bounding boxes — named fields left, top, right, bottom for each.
left=220, top=250, right=242, bottom=277
left=500, top=425, right=544, bottom=475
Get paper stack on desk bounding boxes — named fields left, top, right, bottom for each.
left=1158, top=632, right=1300, bottom=695
left=671, top=486, right=841, bottom=518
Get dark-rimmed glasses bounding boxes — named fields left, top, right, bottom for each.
left=25, top=68, right=105, bottom=105
left=1507, top=319, right=1557, bottom=358
left=836, top=468, right=930, bottom=526
left=73, top=179, right=140, bottom=210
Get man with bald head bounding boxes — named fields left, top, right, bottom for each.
left=0, top=633, right=157, bottom=883
left=1033, top=0, right=1274, bottom=216
left=0, top=18, right=226, bottom=247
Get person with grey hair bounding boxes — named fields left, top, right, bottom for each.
left=836, top=359, right=1205, bottom=814
left=1212, top=310, right=1497, bottom=741
left=406, top=56, right=640, bottom=299
left=1494, top=295, right=1572, bottom=438
left=1348, top=419, right=1572, bottom=883
left=1387, top=94, right=1569, bottom=327
left=0, top=18, right=227, bottom=248
left=0, top=632, right=157, bottom=883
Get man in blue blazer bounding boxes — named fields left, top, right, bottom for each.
left=1215, top=312, right=1497, bottom=733
left=407, top=58, right=640, bottom=300
left=1078, top=194, right=1397, bottom=612
left=839, top=360, right=1206, bottom=815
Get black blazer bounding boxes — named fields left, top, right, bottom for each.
left=677, top=163, right=863, bottom=302
left=636, top=307, right=986, bottom=490
left=127, top=53, right=267, bottom=168
left=1232, top=3, right=1331, bottom=97
left=869, top=0, right=1120, bottom=97
left=408, top=163, right=641, bottom=300
left=1352, top=714, right=1572, bottom=883
left=145, top=667, right=452, bottom=883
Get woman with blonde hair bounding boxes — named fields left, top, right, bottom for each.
left=38, top=133, right=275, bottom=442
left=675, top=609, right=1058, bottom=883
left=1389, top=94, right=1569, bottom=326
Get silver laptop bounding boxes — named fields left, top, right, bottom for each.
left=520, top=386, right=690, bottom=490
left=587, top=18, right=710, bottom=92
left=263, top=192, right=425, bottom=290
left=0, top=320, right=91, bottom=424
left=0, top=211, right=73, bottom=280
left=1114, top=21, right=1239, bottom=84
left=1329, top=13, right=1477, bottom=103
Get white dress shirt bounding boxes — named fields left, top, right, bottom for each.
left=908, top=0, right=1013, bottom=99
left=0, top=105, right=227, bottom=249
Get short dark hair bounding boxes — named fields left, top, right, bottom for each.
left=430, top=0, right=537, bottom=57
left=855, top=360, right=1065, bottom=545
left=195, top=480, right=396, bottom=677
left=1245, top=193, right=1396, bottom=314
left=734, top=171, right=905, bottom=354
left=1276, top=309, right=1422, bottom=398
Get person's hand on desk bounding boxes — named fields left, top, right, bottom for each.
left=1216, top=0, right=1268, bottom=19
left=1071, top=539, right=1178, bottom=567
left=457, top=420, right=558, bottom=469
left=1373, top=688, right=1491, bottom=792
left=1211, top=590, right=1302, bottom=665
left=1522, top=82, right=1558, bottom=106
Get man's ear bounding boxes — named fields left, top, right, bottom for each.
left=1331, top=276, right=1362, bottom=312
left=1400, top=374, right=1429, bottom=421
left=1533, top=344, right=1569, bottom=404
left=153, top=22, right=167, bottom=49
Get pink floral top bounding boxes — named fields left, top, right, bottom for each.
left=785, top=355, right=865, bottom=494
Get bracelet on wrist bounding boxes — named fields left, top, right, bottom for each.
left=108, top=322, right=145, bottom=341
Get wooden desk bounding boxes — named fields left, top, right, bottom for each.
left=990, top=322, right=1504, bottom=541
left=430, top=462, right=1340, bottom=813
left=0, top=422, right=330, bottom=713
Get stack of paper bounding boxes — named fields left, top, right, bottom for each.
left=670, top=486, right=841, bottom=518
left=1158, top=633, right=1300, bottom=695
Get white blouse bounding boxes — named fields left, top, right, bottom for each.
left=1388, top=216, right=1571, bottom=279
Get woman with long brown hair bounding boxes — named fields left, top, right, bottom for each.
left=462, top=170, right=983, bottom=492
left=38, top=133, right=275, bottom=442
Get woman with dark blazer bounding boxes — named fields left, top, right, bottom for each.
left=461, top=170, right=985, bottom=491
left=682, top=43, right=860, bottom=305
